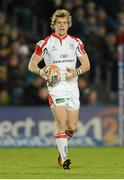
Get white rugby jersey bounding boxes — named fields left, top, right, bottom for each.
left=34, top=32, right=86, bottom=98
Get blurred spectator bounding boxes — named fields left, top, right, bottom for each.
left=118, top=0, right=124, bottom=11
left=117, top=11, right=124, bottom=26
left=10, top=39, right=21, bottom=55
left=10, top=0, right=34, bottom=33
left=73, top=0, right=84, bottom=9
left=0, top=34, right=11, bottom=64
left=0, top=34, right=10, bottom=90
left=23, top=76, right=45, bottom=105
left=84, top=14, right=98, bottom=35
left=94, top=0, right=118, bottom=17
left=85, top=2, right=96, bottom=16
left=0, top=12, right=11, bottom=35
left=93, top=26, right=109, bottom=82
left=7, top=55, right=26, bottom=105
left=78, top=76, right=99, bottom=105
left=9, top=27, right=19, bottom=43
left=37, top=87, right=49, bottom=105
left=63, top=0, right=74, bottom=12
left=18, top=44, right=30, bottom=82
left=33, top=0, right=54, bottom=36
left=71, top=7, right=85, bottom=39
left=53, top=0, right=63, bottom=9
left=87, top=90, right=98, bottom=105
left=0, top=89, right=10, bottom=106
left=78, top=76, right=90, bottom=104
left=18, top=44, right=29, bottom=56
left=116, top=25, right=124, bottom=44
left=105, top=33, right=118, bottom=93
left=96, top=8, right=107, bottom=26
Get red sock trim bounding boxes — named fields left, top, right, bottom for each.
left=55, top=133, right=67, bottom=138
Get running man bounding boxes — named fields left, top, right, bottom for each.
left=28, top=9, right=90, bottom=169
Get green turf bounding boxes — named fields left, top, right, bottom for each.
left=0, top=147, right=124, bottom=179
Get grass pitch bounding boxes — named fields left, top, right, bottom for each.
left=0, top=147, right=124, bottom=179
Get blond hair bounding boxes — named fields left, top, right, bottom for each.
left=51, top=9, right=72, bottom=30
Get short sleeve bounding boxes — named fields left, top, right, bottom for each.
left=34, top=40, right=46, bottom=57
left=76, top=38, right=86, bottom=58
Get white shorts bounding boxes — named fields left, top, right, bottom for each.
left=48, top=91, right=80, bottom=110
left=48, top=80, right=80, bottom=110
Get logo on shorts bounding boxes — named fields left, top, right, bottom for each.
left=55, top=98, right=65, bottom=104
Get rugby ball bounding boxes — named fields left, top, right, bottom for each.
left=46, top=64, right=61, bottom=86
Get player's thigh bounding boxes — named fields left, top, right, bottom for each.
left=67, top=109, right=79, bottom=130
left=52, top=106, right=67, bottom=127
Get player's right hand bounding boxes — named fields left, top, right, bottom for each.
left=38, top=66, right=50, bottom=81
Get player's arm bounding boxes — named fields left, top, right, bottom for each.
left=28, top=53, right=42, bottom=74
left=66, top=42, right=90, bottom=80
left=28, top=42, right=49, bottom=81
left=76, top=51, right=90, bottom=75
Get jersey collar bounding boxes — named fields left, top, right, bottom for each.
left=52, top=32, right=68, bottom=45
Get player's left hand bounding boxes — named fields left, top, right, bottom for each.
left=66, top=67, right=77, bottom=80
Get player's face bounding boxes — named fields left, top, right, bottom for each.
left=54, top=17, right=69, bottom=37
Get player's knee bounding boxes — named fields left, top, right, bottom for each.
left=68, top=126, right=77, bottom=132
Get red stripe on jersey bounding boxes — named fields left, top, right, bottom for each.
left=55, top=133, right=67, bottom=138
left=78, top=46, right=86, bottom=55
left=41, top=35, right=50, bottom=50
left=70, top=35, right=80, bottom=43
left=35, top=44, right=42, bottom=56
left=70, top=35, right=86, bottom=55
left=48, top=94, right=53, bottom=106
left=34, top=35, right=50, bottom=56
left=79, top=44, right=86, bottom=55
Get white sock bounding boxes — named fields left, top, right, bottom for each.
left=55, top=133, right=68, bottom=162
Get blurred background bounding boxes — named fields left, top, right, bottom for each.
left=0, top=0, right=124, bottom=147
